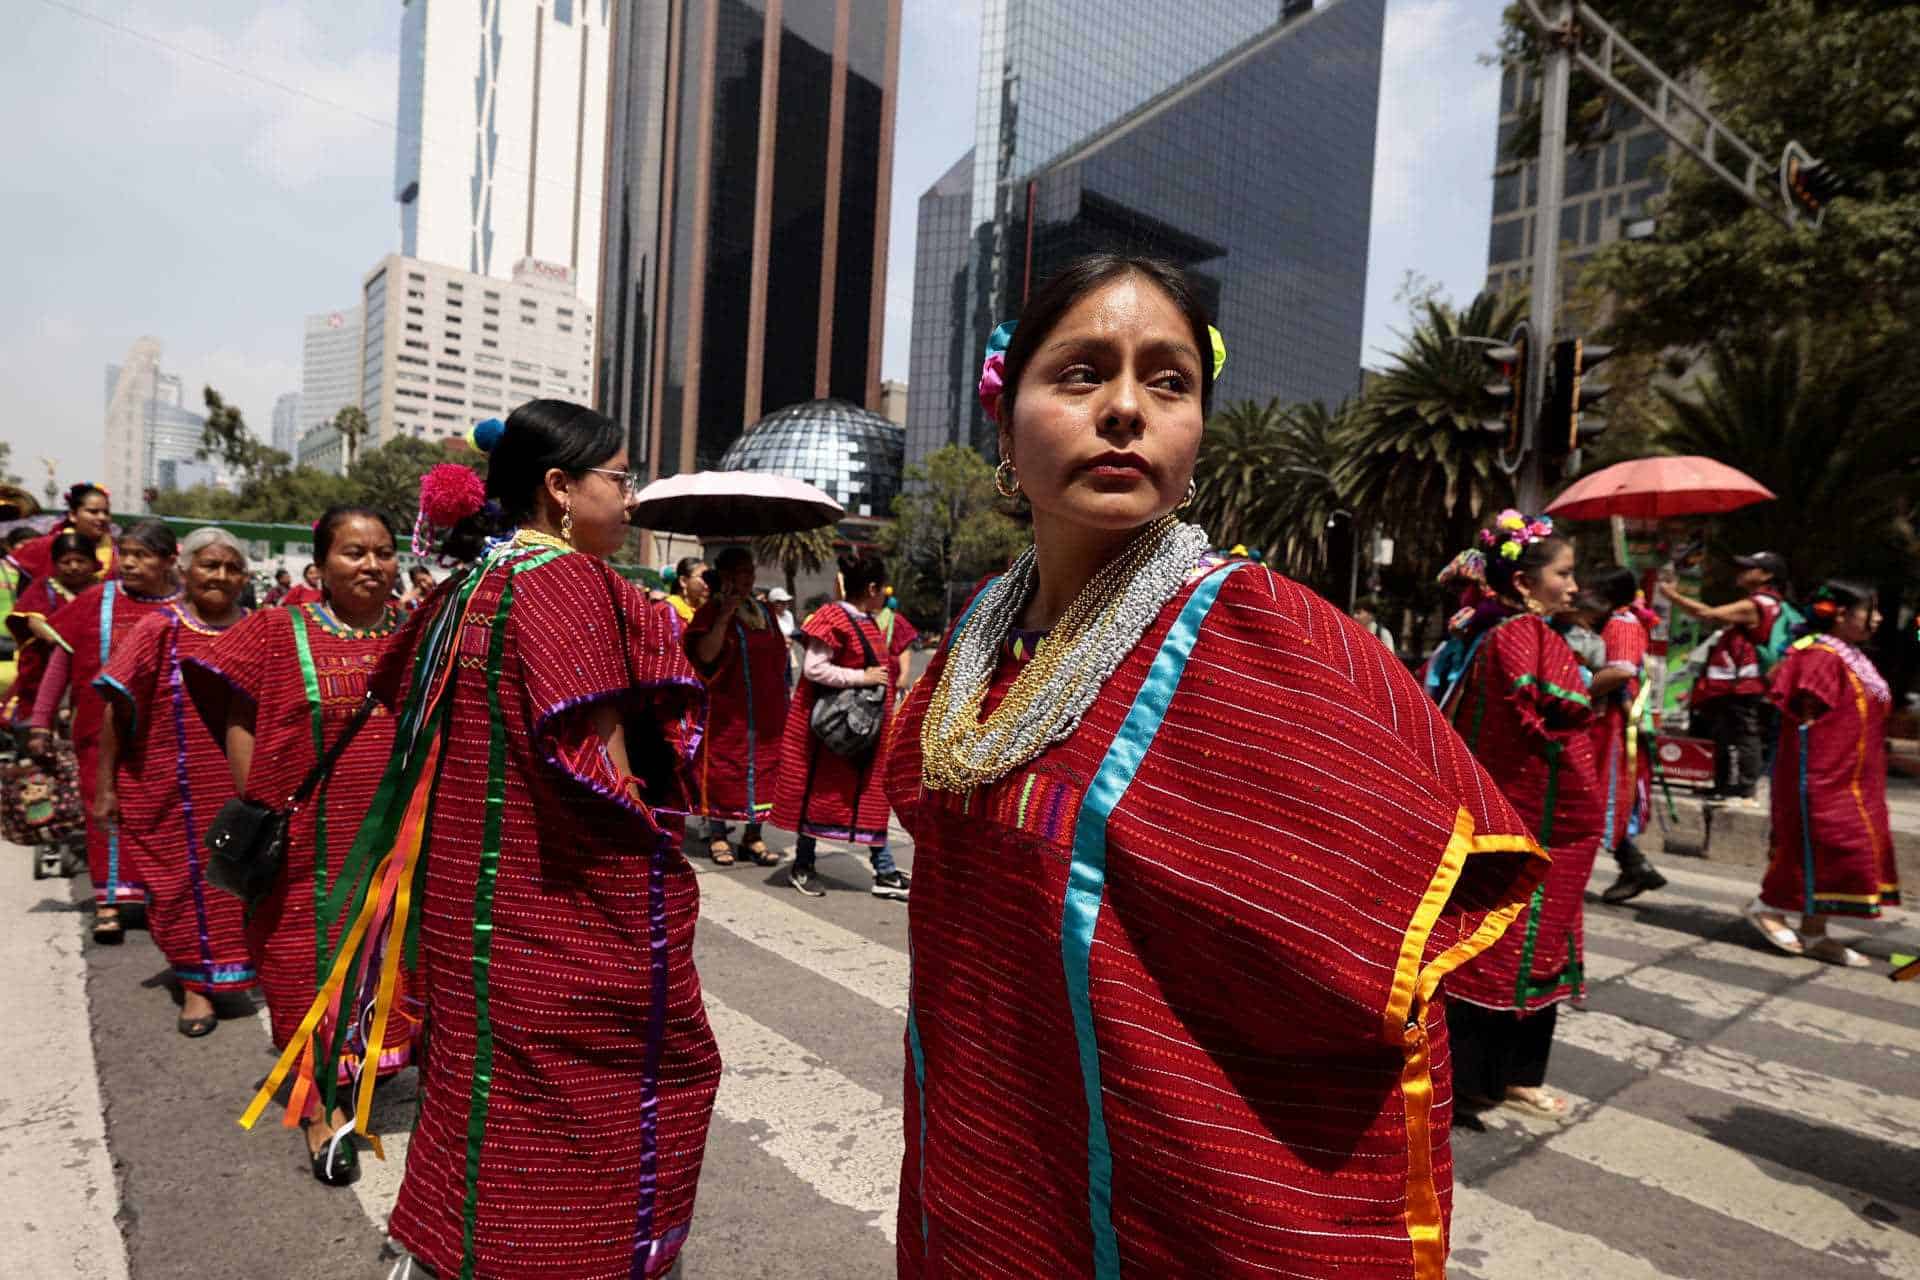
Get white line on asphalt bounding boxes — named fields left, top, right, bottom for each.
left=1448, top=1187, right=1688, bottom=1280
left=0, top=849, right=129, bottom=1280
left=703, top=994, right=902, bottom=1242
left=695, top=871, right=908, bottom=1015
left=1586, top=860, right=1753, bottom=902
left=1555, top=1007, right=1920, bottom=1150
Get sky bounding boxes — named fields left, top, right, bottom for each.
left=0, top=0, right=1503, bottom=494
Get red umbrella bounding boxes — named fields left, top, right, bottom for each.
left=1545, top=455, right=1776, bottom=521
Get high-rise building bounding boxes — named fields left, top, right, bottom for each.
left=597, top=0, right=902, bottom=480
left=359, top=253, right=594, bottom=451
left=394, top=0, right=611, bottom=294
left=102, top=339, right=213, bottom=506
left=271, top=392, right=303, bottom=458
left=1484, top=62, right=1670, bottom=298
left=301, top=308, right=363, bottom=442
left=906, top=0, right=1385, bottom=471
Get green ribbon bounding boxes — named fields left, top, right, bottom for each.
left=1512, top=672, right=1592, bottom=707
left=287, top=608, right=336, bottom=983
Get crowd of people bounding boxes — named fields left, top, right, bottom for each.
left=0, top=252, right=1903, bottom=1278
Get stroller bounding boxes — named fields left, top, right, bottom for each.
left=0, top=724, right=85, bottom=879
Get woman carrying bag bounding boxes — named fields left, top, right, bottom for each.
left=773, top=552, right=911, bottom=899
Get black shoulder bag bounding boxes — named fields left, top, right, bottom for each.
left=205, top=693, right=379, bottom=905
left=808, top=606, right=889, bottom=757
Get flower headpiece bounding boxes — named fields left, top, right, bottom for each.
left=1477, top=509, right=1554, bottom=561
left=1807, top=583, right=1845, bottom=621
left=977, top=319, right=1229, bottom=423
left=412, top=463, right=487, bottom=555
left=1436, top=547, right=1488, bottom=586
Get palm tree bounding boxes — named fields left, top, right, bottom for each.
left=1189, top=399, right=1288, bottom=551
left=333, top=405, right=370, bottom=471
left=1260, top=400, right=1347, bottom=581
left=752, top=525, right=837, bottom=600
left=1651, top=324, right=1919, bottom=590
left=1334, top=293, right=1526, bottom=569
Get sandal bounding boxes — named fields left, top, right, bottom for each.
left=1744, top=899, right=1803, bottom=956
left=745, top=840, right=782, bottom=867
left=1503, top=1086, right=1569, bottom=1117
left=708, top=839, right=737, bottom=867
left=177, top=1012, right=218, bottom=1038
left=1802, top=936, right=1870, bottom=968
left=92, top=908, right=124, bottom=945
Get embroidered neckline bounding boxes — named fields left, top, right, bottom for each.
left=174, top=603, right=247, bottom=635
left=122, top=585, right=182, bottom=605
left=1815, top=637, right=1891, bottom=704
left=305, top=600, right=401, bottom=640
left=511, top=527, right=574, bottom=554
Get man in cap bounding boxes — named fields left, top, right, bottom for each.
left=1660, top=551, right=1790, bottom=805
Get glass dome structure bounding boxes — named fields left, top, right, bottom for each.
left=718, top=398, right=905, bottom=519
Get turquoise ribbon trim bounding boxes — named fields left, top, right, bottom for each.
left=1060, top=562, right=1244, bottom=1279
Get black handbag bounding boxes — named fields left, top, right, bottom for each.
left=205, top=693, right=379, bottom=905
left=808, top=607, right=888, bottom=757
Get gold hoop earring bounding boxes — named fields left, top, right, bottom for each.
left=994, top=459, right=1021, bottom=499
left=1179, top=480, right=1197, bottom=511
left=560, top=505, right=574, bottom=545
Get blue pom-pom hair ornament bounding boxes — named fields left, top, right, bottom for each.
left=466, top=417, right=507, bottom=455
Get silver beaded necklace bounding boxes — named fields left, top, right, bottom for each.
left=923, top=518, right=1212, bottom=788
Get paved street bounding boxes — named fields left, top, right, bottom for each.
left=6, top=824, right=1919, bottom=1279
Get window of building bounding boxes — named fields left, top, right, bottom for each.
left=484, top=290, right=500, bottom=301
left=1559, top=203, right=1580, bottom=247
left=447, top=281, right=463, bottom=292
left=405, top=322, right=423, bottom=332
left=1624, top=132, right=1664, bottom=183
left=1492, top=171, right=1522, bottom=216
left=407, top=272, right=424, bottom=283
left=1564, top=149, right=1599, bottom=198
left=1525, top=162, right=1538, bottom=207
left=398, top=354, right=428, bottom=366
left=482, top=338, right=499, bottom=349
left=520, top=298, right=537, bottom=309
left=1586, top=199, right=1603, bottom=244
left=511, top=360, right=537, bottom=371
left=1488, top=217, right=1525, bottom=265
left=404, top=339, right=428, bottom=351
left=434, top=412, right=459, bottom=422
left=1500, top=65, right=1519, bottom=114
left=437, top=361, right=467, bottom=373
left=482, top=322, right=499, bottom=332
left=433, top=394, right=465, bottom=405
left=475, top=368, right=503, bottom=381
left=407, top=305, right=423, bottom=317
left=445, top=330, right=460, bottom=342
left=557, top=307, right=573, bottom=318
left=510, top=376, right=540, bottom=389
left=1606, top=192, right=1623, bottom=218
left=558, top=324, right=573, bottom=334
left=521, top=316, right=535, bottom=326
left=1603, top=141, right=1620, bottom=187
left=407, top=288, right=425, bottom=300
left=397, top=387, right=428, bottom=400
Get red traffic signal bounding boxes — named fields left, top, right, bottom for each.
left=1781, top=141, right=1843, bottom=227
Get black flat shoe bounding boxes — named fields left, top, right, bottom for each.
left=308, top=1129, right=360, bottom=1187
left=177, top=1013, right=218, bottom=1038
left=1600, top=865, right=1669, bottom=905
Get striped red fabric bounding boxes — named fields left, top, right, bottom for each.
left=886, top=565, right=1544, bottom=1278
left=1590, top=610, right=1649, bottom=850
left=381, top=551, right=718, bottom=1280
left=1445, top=614, right=1602, bottom=1013
left=99, top=609, right=254, bottom=993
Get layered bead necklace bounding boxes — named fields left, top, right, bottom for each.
left=919, top=515, right=1211, bottom=793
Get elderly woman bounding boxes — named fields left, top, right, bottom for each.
left=885, top=255, right=1545, bottom=1278
left=95, top=528, right=255, bottom=1034
left=1750, top=580, right=1900, bottom=965
left=26, top=520, right=182, bottom=937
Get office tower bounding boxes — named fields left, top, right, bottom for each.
left=103, top=340, right=212, bottom=506
left=300, top=308, right=364, bottom=442
left=394, top=0, right=612, bottom=293
left=272, top=392, right=302, bottom=458
left=358, top=253, right=595, bottom=451
left=906, top=0, right=1385, bottom=470
left=1484, top=62, right=1671, bottom=296
left=597, top=0, right=902, bottom=479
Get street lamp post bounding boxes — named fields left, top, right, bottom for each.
left=1328, top=508, right=1359, bottom=613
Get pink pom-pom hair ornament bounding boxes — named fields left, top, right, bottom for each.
left=413, top=463, right=487, bottom=555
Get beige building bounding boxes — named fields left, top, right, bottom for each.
left=358, top=254, right=594, bottom=449
left=879, top=379, right=908, bottom=427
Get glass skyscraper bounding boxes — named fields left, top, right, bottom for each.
left=597, top=0, right=901, bottom=480
left=907, top=0, right=1382, bottom=469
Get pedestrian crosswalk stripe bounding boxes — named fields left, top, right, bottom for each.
left=1554, top=1007, right=1920, bottom=1150
left=1543, top=1091, right=1920, bottom=1278
left=1448, top=1186, right=1688, bottom=1280
left=1609, top=961, right=1920, bottom=1056
left=695, top=869, right=908, bottom=1015
left=703, top=993, right=902, bottom=1242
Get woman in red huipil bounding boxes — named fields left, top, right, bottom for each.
left=1444, top=512, right=1603, bottom=1118
left=886, top=255, right=1546, bottom=1279
left=95, top=528, right=256, bottom=1036
left=11, top=482, right=116, bottom=587
left=1587, top=566, right=1668, bottom=905
left=311, top=405, right=714, bottom=1280
left=1749, top=580, right=1900, bottom=966
left=26, top=520, right=181, bottom=937
left=685, top=545, right=789, bottom=866
left=773, top=551, right=910, bottom=900
left=5, top=532, right=101, bottom=722
left=184, top=506, right=405, bottom=1187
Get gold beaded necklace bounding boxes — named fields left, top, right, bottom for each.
left=919, top=516, right=1186, bottom=793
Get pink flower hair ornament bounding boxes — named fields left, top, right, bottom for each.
left=1483, top=509, right=1554, bottom=564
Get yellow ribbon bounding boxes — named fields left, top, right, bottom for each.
left=1624, top=674, right=1654, bottom=793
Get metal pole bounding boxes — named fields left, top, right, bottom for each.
left=1330, top=508, right=1357, bottom=611
left=1521, top=3, right=1573, bottom=512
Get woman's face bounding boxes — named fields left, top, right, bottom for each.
left=70, top=493, right=111, bottom=540
left=556, top=450, right=634, bottom=559
left=303, top=564, right=321, bottom=586
left=411, top=568, right=434, bottom=592
left=682, top=561, right=711, bottom=605
left=321, top=516, right=399, bottom=615
left=999, top=275, right=1206, bottom=534
left=1519, top=544, right=1579, bottom=613
left=117, top=540, right=175, bottom=596
left=53, top=550, right=97, bottom=591
left=1834, top=602, right=1880, bottom=645
left=185, top=544, right=247, bottom=617
left=720, top=559, right=754, bottom=599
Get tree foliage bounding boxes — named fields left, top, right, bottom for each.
left=0, top=441, right=21, bottom=488
left=751, top=526, right=837, bottom=601
left=334, top=405, right=371, bottom=471
left=881, top=445, right=1026, bottom=629
left=1188, top=399, right=1344, bottom=582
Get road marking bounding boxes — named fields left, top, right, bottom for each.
left=695, top=872, right=908, bottom=1015
left=704, top=994, right=901, bottom=1242
left=1586, top=860, right=1753, bottom=902
left=1449, top=1187, right=1687, bottom=1280
left=0, top=855, right=128, bottom=1280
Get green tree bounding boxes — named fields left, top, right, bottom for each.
left=1188, top=399, right=1345, bottom=582
left=334, top=405, right=371, bottom=471
left=1333, top=293, right=1525, bottom=569
left=1259, top=400, right=1347, bottom=582
left=349, top=436, right=480, bottom=533
left=198, top=387, right=289, bottom=489
left=881, top=445, right=1026, bottom=629
left=751, top=526, right=838, bottom=603
left=1648, top=325, right=1919, bottom=591
left=0, top=441, right=21, bottom=487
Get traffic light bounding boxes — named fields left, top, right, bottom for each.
left=1780, top=141, right=1843, bottom=228
left=1481, top=321, right=1530, bottom=444
left=1542, top=338, right=1613, bottom=472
